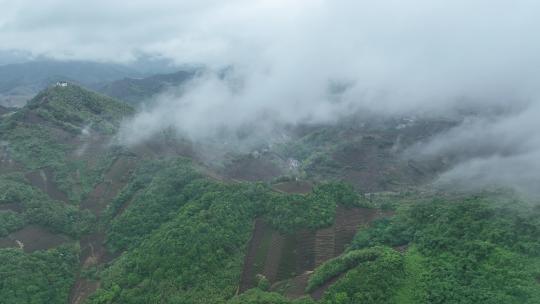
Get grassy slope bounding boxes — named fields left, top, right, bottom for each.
left=0, top=245, right=79, bottom=304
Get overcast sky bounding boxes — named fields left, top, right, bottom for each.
left=2, top=0, right=539, bottom=109
left=3, top=0, right=540, bottom=194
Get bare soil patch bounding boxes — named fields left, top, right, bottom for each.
left=264, top=232, right=286, bottom=282
left=224, top=156, right=282, bottom=182
left=331, top=136, right=429, bottom=192
left=273, top=181, right=313, bottom=194
left=333, top=206, right=393, bottom=253
left=271, top=271, right=312, bottom=299
left=22, top=110, right=74, bottom=143
left=131, top=137, right=196, bottom=159
left=80, top=156, right=136, bottom=216
left=0, top=225, right=71, bottom=253
left=239, top=219, right=268, bottom=292
left=69, top=279, right=100, bottom=304
left=314, top=227, right=335, bottom=267
left=25, top=168, right=69, bottom=202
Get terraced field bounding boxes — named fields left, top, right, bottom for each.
left=239, top=205, right=393, bottom=298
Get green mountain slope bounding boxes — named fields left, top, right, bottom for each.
left=2, top=85, right=132, bottom=164
left=26, top=84, right=133, bottom=134
left=0, top=83, right=539, bottom=304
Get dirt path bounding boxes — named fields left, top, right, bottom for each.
left=68, top=156, right=136, bottom=304
left=69, top=280, right=100, bottom=304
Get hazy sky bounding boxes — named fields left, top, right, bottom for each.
left=2, top=1, right=539, bottom=107
left=3, top=0, right=540, bottom=193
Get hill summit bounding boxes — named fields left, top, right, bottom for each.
left=25, top=83, right=133, bottom=134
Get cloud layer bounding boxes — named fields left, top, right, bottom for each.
left=3, top=0, right=540, bottom=193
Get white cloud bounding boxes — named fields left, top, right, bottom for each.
left=3, top=0, right=540, bottom=193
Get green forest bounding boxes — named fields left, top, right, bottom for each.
left=1, top=84, right=540, bottom=304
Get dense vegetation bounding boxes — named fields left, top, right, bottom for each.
left=387, top=198, right=540, bottom=304
left=0, top=85, right=133, bottom=304
left=90, top=181, right=266, bottom=303
left=0, top=85, right=132, bottom=202
left=0, top=120, right=68, bottom=169
left=105, top=159, right=207, bottom=251
left=213, top=194, right=540, bottom=304
left=228, top=289, right=314, bottom=304
left=320, top=247, right=404, bottom=304
left=0, top=245, right=79, bottom=304
left=0, top=210, right=25, bottom=236
left=83, top=158, right=362, bottom=303
left=263, top=182, right=362, bottom=233
left=27, top=85, right=133, bottom=134
left=2, top=84, right=540, bottom=304
left=0, top=174, right=94, bottom=237
left=306, top=246, right=387, bottom=293
left=6, top=146, right=539, bottom=304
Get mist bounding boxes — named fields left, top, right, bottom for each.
left=115, top=1, right=540, bottom=194
left=3, top=0, right=540, bottom=193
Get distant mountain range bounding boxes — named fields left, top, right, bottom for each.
left=0, top=59, right=191, bottom=107
left=94, top=69, right=199, bottom=105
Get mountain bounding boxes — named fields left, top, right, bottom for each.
left=1, top=84, right=539, bottom=304
left=1, top=83, right=133, bottom=173
left=95, top=69, right=198, bottom=105
left=0, top=60, right=144, bottom=107
left=26, top=83, right=134, bottom=134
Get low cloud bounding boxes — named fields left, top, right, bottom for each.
left=411, top=104, right=540, bottom=195
left=3, top=0, right=540, bottom=193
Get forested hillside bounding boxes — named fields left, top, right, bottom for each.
left=1, top=84, right=539, bottom=304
